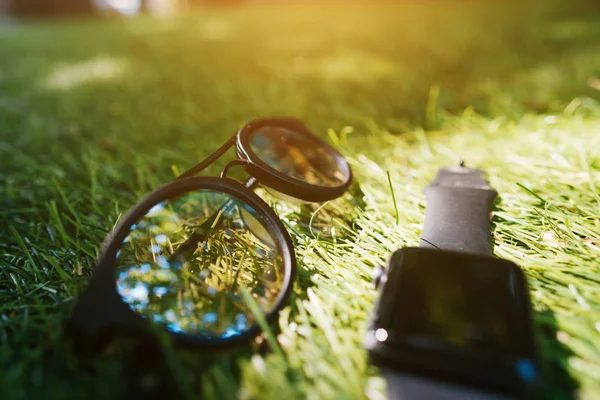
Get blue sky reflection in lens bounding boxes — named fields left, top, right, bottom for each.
left=114, top=189, right=284, bottom=339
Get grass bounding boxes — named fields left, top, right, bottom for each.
left=1, top=0, right=600, bottom=398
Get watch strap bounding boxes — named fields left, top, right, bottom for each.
left=381, top=164, right=504, bottom=399
left=383, top=369, right=509, bottom=400
left=420, top=164, right=497, bottom=254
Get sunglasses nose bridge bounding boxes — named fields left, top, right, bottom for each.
left=219, top=159, right=250, bottom=179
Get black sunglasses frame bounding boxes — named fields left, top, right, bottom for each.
left=69, top=117, right=352, bottom=351
left=181, top=117, right=353, bottom=202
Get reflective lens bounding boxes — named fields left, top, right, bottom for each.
left=250, top=126, right=348, bottom=187
left=115, top=189, right=285, bottom=340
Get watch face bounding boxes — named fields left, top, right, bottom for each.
left=393, top=251, right=522, bottom=354
left=367, top=248, right=538, bottom=393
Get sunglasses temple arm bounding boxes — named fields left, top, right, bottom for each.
left=178, top=135, right=237, bottom=179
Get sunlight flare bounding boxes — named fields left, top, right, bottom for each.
left=44, top=56, right=128, bottom=90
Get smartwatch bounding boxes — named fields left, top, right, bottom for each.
left=365, top=164, right=540, bottom=399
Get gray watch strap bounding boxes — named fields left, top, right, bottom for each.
left=384, top=369, right=509, bottom=400
left=419, top=164, right=497, bottom=255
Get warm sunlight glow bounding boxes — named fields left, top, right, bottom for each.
left=93, top=0, right=141, bottom=16
left=292, top=51, right=396, bottom=82
left=202, top=20, right=231, bottom=40
left=44, top=57, right=128, bottom=90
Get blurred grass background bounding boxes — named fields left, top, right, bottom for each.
left=1, top=0, right=600, bottom=398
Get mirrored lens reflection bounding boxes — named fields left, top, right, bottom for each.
left=115, top=189, right=285, bottom=340
left=250, top=126, right=348, bottom=187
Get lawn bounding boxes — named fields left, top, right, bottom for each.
left=1, top=0, right=600, bottom=398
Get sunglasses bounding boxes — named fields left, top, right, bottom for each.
left=69, top=117, right=352, bottom=350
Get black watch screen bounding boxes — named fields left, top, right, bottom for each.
left=366, top=248, right=539, bottom=395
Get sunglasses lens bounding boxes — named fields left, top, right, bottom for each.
left=114, top=189, right=285, bottom=340
left=250, top=126, right=349, bottom=187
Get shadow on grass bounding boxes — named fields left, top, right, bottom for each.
left=535, top=310, right=579, bottom=399
left=491, top=199, right=579, bottom=399
left=47, top=183, right=366, bottom=400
